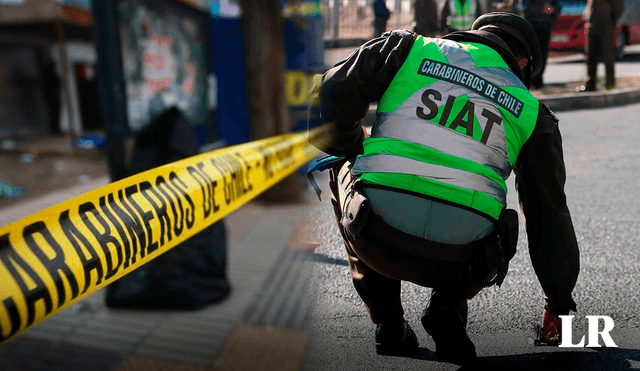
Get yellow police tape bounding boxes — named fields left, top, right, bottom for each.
left=0, top=125, right=328, bottom=345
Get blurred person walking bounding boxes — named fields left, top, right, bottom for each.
left=439, top=0, right=484, bottom=34
left=577, top=0, right=625, bottom=91
left=372, top=0, right=391, bottom=37
left=522, top=0, right=561, bottom=89
left=413, top=0, right=439, bottom=36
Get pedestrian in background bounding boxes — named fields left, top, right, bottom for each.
left=413, top=0, right=439, bottom=36
left=312, top=12, right=579, bottom=367
left=372, top=0, right=391, bottom=37
left=522, top=0, right=561, bottom=89
left=439, top=0, right=484, bottom=34
left=578, top=0, right=625, bottom=91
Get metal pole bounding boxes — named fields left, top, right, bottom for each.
left=93, top=0, right=129, bottom=182
left=395, top=0, right=401, bottom=29
left=54, top=22, right=78, bottom=141
left=332, top=0, right=339, bottom=41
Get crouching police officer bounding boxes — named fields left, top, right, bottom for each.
left=310, top=12, right=580, bottom=366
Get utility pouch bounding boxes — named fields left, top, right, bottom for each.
left=499, top=208, right=519, bottom=262
left=468, top=235, right=505, bottom=287
left=340, top=187, right=371, bottom=238
left=490, top=208, right=519, bottom=287
left=469, top=208, right=519, bottom=288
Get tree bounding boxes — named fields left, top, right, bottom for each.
left=238, top=0, right=288, bottom=140
left=238, top=0, right=303, bottom=201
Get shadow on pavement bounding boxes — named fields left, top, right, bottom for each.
left=460, top=347, right=640, bottom=371
left=409, top=346, right=439, bottom=361
left=304, top=252, right=349, bottom=266
left=375, top=345, right=640, bottom=370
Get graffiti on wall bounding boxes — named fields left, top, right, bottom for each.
left=118, top=0, right=208, bottom=132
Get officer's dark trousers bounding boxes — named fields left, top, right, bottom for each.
left=329, top=159, right=495, bottom=324
left=585, top=22, right=616, bottom=90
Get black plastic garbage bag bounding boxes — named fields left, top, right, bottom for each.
left=105, top=222, right=230, bottom=309
left=106, top=107, right=231, bottom=309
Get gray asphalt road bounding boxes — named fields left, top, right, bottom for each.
left=299, top=101, right=640, bottom=370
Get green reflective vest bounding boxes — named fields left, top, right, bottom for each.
left=447, top=0, right=477, bottom=30
left=352, top=36, right=539, bottom=220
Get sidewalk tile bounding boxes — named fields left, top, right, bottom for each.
left=133, top=341, right=215, bottom=366
left=113, top=355, right=211, bottom=371
left=214, top=324, right=309, bottom=371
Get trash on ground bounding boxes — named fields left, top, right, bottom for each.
left=75, top=133, right=107, bottom=149
left=0, top=139, right=17, bottom=151
left=20, top=153, right=34, bottom=163
left=0, top=179, right=25, bottom=199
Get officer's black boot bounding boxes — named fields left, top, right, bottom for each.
left=421, top=290, right=477, bottom=366
left=375, top=319, right=419, bottom=356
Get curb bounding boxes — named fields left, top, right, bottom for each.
left=538, top=87, right=640, bottom=112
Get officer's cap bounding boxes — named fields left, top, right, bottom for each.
left=471, top=12, right=544, bottom=77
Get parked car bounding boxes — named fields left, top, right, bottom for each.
left=549, top=0, right=640, bottom=59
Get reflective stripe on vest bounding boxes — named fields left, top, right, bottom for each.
left=353, top=36, right=539, bottom=219
left=354, top=153, right=506, bottom=202
left=447, top=0, right=477, bottom=30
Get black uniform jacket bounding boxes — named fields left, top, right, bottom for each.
left=315, top=29, right=579, bottom=315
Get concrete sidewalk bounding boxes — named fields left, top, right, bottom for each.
left=0, top=175, right=319, bottom=371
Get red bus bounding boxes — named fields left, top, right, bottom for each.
left=549, top=0, right=640, bottom=59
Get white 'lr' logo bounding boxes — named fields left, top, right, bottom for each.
left=558, top=315, right=618, bottom=348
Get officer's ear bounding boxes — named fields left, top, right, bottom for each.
left=517, top=57, right=528, bottom=70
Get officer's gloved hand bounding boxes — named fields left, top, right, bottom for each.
left=540, top=309, right=562, bottom=345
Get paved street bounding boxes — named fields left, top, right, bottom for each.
left=299, top=103, right=640, bottom=370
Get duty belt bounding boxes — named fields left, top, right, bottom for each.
left=364, top=211, right=499, bottom=262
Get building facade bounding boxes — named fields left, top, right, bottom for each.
left=0, top=0, right=95, bottom=138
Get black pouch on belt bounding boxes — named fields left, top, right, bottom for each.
left=499, top=208, right=519, bottom=262
left=469, top=208, right=519, bottom=287
left=492, top=208, right=519, bottom=286
left=340, top=188, right=371, bottom=238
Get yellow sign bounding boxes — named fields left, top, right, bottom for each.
left=285, top=72, right=323, bottom=107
